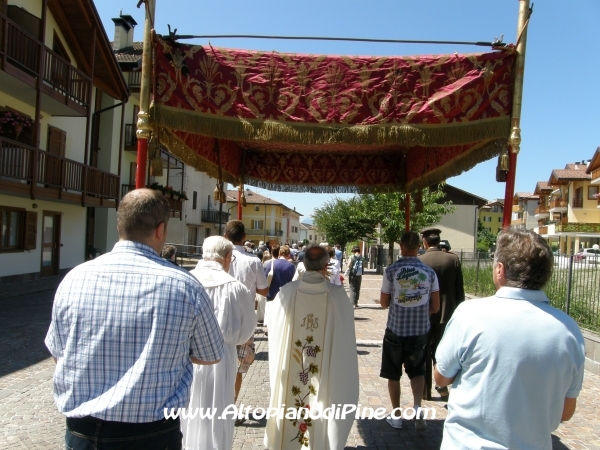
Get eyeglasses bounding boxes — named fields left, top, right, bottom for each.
left=230, top=254, right=236, bottom=262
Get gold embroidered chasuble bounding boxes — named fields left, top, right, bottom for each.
left=264, top=271, right=359, bottom=450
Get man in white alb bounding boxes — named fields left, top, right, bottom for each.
left=182, top=236, right=256, bottom=449
left=264, top=245, right=359, bottom=450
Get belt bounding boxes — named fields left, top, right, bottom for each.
left=66, top=416, right=179, bottom=436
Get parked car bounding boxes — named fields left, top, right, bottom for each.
left=574, top=248, right=600, bottom=262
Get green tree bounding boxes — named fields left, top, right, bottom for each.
left=477, top=219, right=497, bottom=252
left=359, top=186, right=454, bottom=263
left=312, top=197, right=375, bottom=251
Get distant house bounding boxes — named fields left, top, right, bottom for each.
left=479, top=199, right=505, bottom=235
left=433, top=184, right=487, bottom=252
left=511, top=192, right=539, bottom=230
left=226, top=189, right=298, bottom=247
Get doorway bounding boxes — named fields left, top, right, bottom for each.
left=40, top=212, right=61, bottom=277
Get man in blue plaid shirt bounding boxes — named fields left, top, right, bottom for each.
left=380, top=231, right=439, bottom=432
left=45, top=189, right=224, bottom=450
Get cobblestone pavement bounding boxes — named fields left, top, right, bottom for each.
left=1, top=271, right=599, bottom=449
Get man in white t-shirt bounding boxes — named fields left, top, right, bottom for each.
left=224, top=220, right=268, bottom=421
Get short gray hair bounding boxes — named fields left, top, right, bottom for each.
left=117, top=189, right=170, bottom=242
left=202, top=236, right=234, bottom=262
left=493, top=228, right=553, bottom=290
left=304, top=244, right=329, bottom=271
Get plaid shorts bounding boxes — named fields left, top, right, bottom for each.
left=237, top=336, right=255, bottom=373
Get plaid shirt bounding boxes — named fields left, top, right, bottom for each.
left=381, top=256, right=439, bottom=336
left=45, top=241, right=224, bottom=422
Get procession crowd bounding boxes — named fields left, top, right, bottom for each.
left=44, top=188, right=586, bottom=450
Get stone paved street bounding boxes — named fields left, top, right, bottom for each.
left=1, top=271, right=600, bottom=449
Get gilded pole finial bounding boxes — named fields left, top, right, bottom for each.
left=509, top=126, right=521, bottom=155
left=136, top=111, right=152, bottom=140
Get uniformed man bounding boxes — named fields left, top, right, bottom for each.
left=418, top=227, right=465, bottom=400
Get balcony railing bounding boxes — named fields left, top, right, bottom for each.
left=201, top=209, right=230, bottom=223
left=549, top=198, right=567, bottom=209
left=555, top=222, right=600, bottom=233
left=124, top=124, right=137, bottom=147
left=572, top=197, right=583, bottom=208
left=591, top=167, right=600, bottom=182
left=121, top=184, right=183, bottom=216
left=0, top=13, right=91, bottom=108
left=535, top=205, right=549, bottom=215
left=1, top=136, right=118, bottom=203
left=538, top=226, right=548, bottom=235
left=246, top=228, right=284, bottom=237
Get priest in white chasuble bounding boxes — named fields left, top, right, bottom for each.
left=264, top=245, right=359, bottom=450
left=182, top=236, right=256, bottom=450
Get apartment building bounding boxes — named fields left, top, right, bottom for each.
left=0, top=0, right=128, bottom=280
left=111, top=14, right=225, bottom=250
left=536, top=160, right=600, bottom=254
left=226, top=189, right=291, bottom=247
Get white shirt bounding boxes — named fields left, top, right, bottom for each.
left=228, top=244, right=268, bottom=295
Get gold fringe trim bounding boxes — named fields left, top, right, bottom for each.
left=157, top=124, right=506, bottom=194
left=151, top=104, right=511, bottom=148
left=404, top=138, right=507, bottom=193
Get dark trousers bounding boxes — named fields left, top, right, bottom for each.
left=423, top=322, right=447, bottom=400
left=65, top=416, right=181, bottom=450
left=349, top=275, right=362, bottom=306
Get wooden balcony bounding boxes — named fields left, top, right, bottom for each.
left=121, top=184, right=183, bottom=217
left=555, top=221, right=600, bottom=234
left=591, top=167, right=600, bottom=184
left=511, top=217, right=525, bottom=226
left=0, top=137, right=118, bottom=207
left=538, top=226, right=548, bottom=235
left=549, top=198, right=567, bottom=210
left=0, top=13, right=91, bottom=116
left=201, top=209, right=230, bottom=223
left=535, top=205, right=549, bottom=215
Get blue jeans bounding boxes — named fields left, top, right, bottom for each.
left=65, top=417, right=182, bottom=450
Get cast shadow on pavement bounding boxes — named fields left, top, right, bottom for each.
left=0, top=291, right=54, bottom=377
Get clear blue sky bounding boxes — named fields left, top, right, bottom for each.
left=97, top=0, right=600, bottom=221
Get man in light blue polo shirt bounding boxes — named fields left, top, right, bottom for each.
left=435, top=228, right=585, bottom=450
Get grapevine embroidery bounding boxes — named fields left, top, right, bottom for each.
left=289, top=336, right=321, bottom=446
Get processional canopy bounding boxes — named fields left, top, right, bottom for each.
left=150, top=36, right=516, bottom=193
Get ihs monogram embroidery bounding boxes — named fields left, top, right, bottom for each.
left=300, top=313, right=318, bottom=331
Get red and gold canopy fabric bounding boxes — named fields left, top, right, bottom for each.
left=151, top=36, right=516, bottom=192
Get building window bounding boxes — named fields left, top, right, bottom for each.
left=588, top=186, right=599, bottom=200
left=498, top=217, right=502, bottom=222
left=255, top=205, right=260, bottom=211
left=0, top=207, right=37, bottom=251
left=252, top=220, right=263, bottom=229
left=192, top=191, right=197, bottom=210
left=309, top=234, right=312, bottom=240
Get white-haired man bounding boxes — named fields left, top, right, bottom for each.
left=182, top=236, right=257, bottom=450
left=264, top=245, right=359, bottom=450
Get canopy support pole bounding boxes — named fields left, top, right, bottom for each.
left=135, top=0, right=156, bottom=189
left=502, top=0, right=530, bottom=228
left=405, top=193, right=411, bottom=231
left=238, top=187, right=243, bottom=220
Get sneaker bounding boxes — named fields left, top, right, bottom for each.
left=386, top=415, right=402, bottom=429
left=415, top=408, right=427, bottom=431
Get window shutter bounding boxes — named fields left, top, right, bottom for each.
left=24, top=211, right=37, bottom=250
left=47, top=125, right=66, bottom=156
